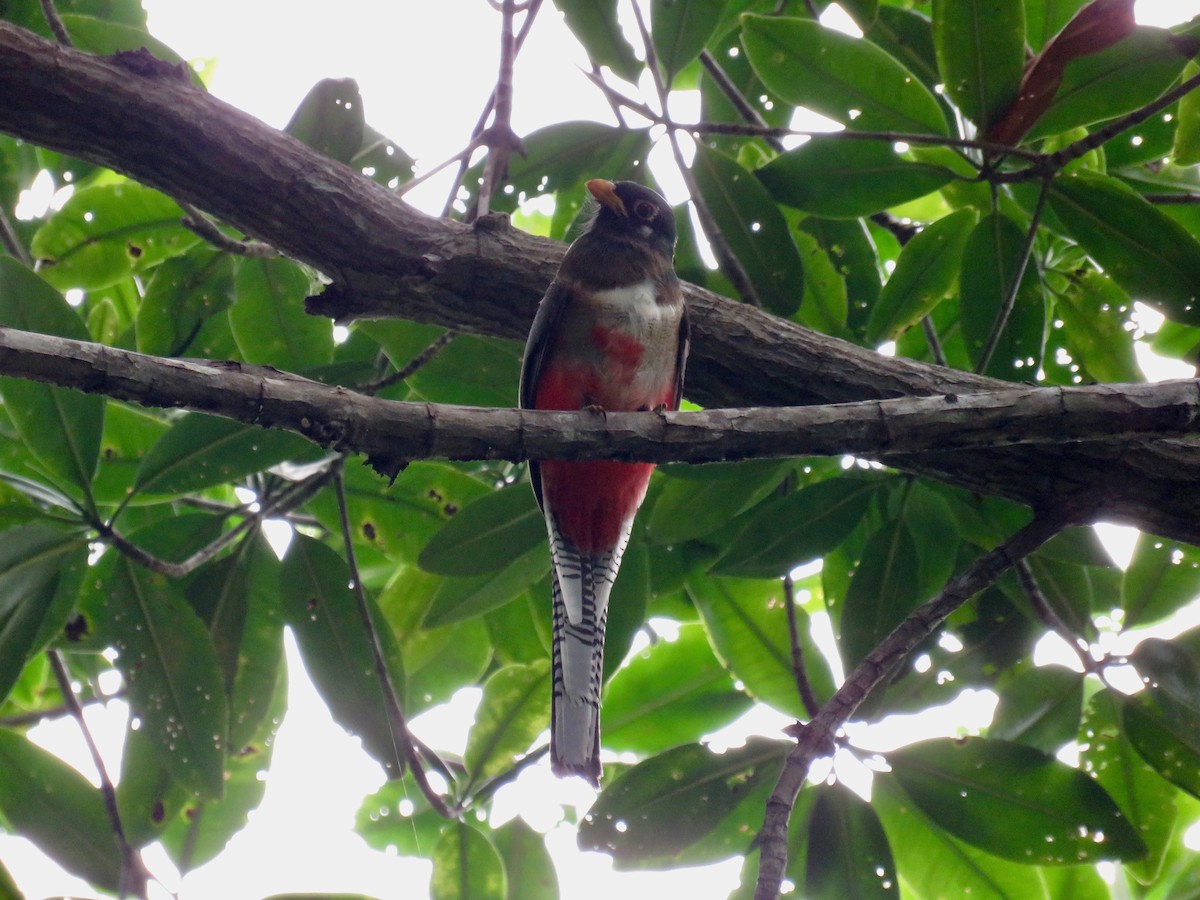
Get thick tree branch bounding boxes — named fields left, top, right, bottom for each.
left=1, top=23, right=1199, bottom=541
left=0, top=326, right=1196, bottom=478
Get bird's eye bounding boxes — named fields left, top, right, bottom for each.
left=633, top=199, right=658, bottom=221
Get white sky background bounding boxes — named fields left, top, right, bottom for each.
left=6, top=2, right=1200, bottom=898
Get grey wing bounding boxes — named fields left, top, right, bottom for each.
left=520, top=280, right=573, bottom=512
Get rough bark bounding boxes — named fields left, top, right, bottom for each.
left=0, top=22, right=1198, bottom=540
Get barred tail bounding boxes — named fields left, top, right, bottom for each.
left=550, top=563, right=607, bottom=785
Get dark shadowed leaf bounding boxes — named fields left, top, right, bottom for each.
left=758, top=139, right=955, bottom=218
left=578, top=738, right=786, bottom=863
left=1122, top=636, right=1200, bottom=798
left=840, top=519, right=922, bottom=669
left=691, top=144, right=805, bottom=316
left=1054, top=269, right=1141, bottom=383
left=932, top=0, right=1025, bottom=133
left=742, top=14, right=947, bottom=134
left=602, top=623, right=751, bottom=755
left=418, top=483, right=546, bottom=576
left=648, top=459, right=792, bottom=545
left=650, top=0, right=722, bottom=83
left=889, top=736, right=1148, bottom=864
left=463, top=660, right=550, bottom=791
left=136, top=247, right=236, bottom=357
left=552, top=0, right=641, bottom=82
left=431, top=822, right=506, bottom=900
left=424, top=544, right=550, bottom=629
left=989, top=665, right=1084, bottom=753
left=0, top=728, right=123, bottom=892
left=806, top=783, right=898, bottom=899
left=1121, top=533, right=1200, bottom=628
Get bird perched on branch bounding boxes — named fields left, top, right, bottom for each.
left=520, top=179, right=689, bottom=785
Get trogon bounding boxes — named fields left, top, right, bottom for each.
left=520, top=179, right=689, bottom=785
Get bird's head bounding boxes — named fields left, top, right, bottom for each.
left=585, top=179, right=676, bottom=259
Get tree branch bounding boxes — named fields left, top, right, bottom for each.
left=0, top=22, right=1199, bottom=542
left=753, top=511, right=1072, bottom=899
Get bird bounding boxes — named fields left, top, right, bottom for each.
left=520, top=179, right=689, bottom=786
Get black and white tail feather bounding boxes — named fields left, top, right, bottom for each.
left=546, top=509, right=634, bottom=786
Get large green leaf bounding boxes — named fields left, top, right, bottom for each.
left=648, top=459, right=792, bottom=545
left=1053, top=269, right=1141, bottom=384
left=888, top=736, right=1148, bottom=864
left=742, top=15, right=947, bottom=134
left=133, top=412, right=324, bottom=498
left=650, top=0, right=722, bottom=83
left=284, top=77, right=365, bottom=165
left=418, top=483, right=546, bottom=576
left=758, top=138, right=955, bottom=218
left=1049, top=173, right=1200, bottom=327
left=691, top=144, right=805, bottom=316
left=463, top=660, right=551, bottom=792
left=0, top=258, right=104, bottom=501
left=866, top=208, right=976, bottom=343
left=552, top=0, right=641, bottom=82
left=0, top=728, right=123, bottom=892
left=1121, top=533, right=1200, bottom=628
left=932, top=0, right=1025, bottom=133
left=602, top=623, right=752, bottom=755
left=1122, top=637, right=1200, bottom=799
left=0, top=524, right=86, bottom=703
left=280, top=533, right=406, bottom=776
left=135, top=247, right=237, bottom=357
left=959, top=212, right=1046, bottom=381
left=424, top=544, right=550, bottom=629
left=989, top=664, right=1083, bottom=753
left=493, top=817, right=559, bottom=900
left=714, top=477, right=878, bottom=579
left=687, top=575, right=834, bottom=717
left=1029, top=26, right=1192, bottom=140
left=431, top=822, right=506, bottom=900
left=578, top=738, right=787, bottom=864
left=30, top=181, right=197, bottom=290
left=805, top=784, right=897, bottom=899
left=840, top=518, right=923, bottom=670
left=100, top=552, right=229, bottom=798
left=229, top=257, right=333, bottom=370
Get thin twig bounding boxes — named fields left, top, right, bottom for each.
left=359, top=330, right=457, bottom=395
left=1142, top=193, right=1200, bottom=204
left=0, top=689, right=125, bottom=728
left=974, top=176, right=1051, bottom=375
left=592, top=63, right=627, bottom=127
left=698, top=49, right=784, bottom=153
left=0, top=205, right=31, bottom=266
left=475, top=0, right=524, bottom=220
left=47, top=650, right=148, bottom=899
left=783, top=574, right=820, bottom=719
left=460, top=745, right=550, bottom=809
left=1016, top=559, right=1098, bottom=674
left=753, top=510, right=1072, bottom=900
left=39, top=0, right=72, bottom=45
left=333, top=458, right=454, bottom=818
left=921, top=316, right=948, bottom=367
left=180, top=202, right=277, bottom=258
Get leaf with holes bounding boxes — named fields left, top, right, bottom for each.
left=463, top=660, right=550, bottom=791
left=418, top=483, right=546, bottom=576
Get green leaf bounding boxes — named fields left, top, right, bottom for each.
left=1082, top=690, right=1179, bottom=886
left=932, top=0, right=1025, bottom=133
left=865, top=6, right=940, bottom=89
left=0, top=258, right=104, bottom=500
left=356, top=775, right=449, bottom=857
left=691, top=144, right=805, bottom=316
left=989, top=665, right=1083, bottom=753
left=0, top=728, right=123, bottom=892
left=431, top=822, right=506, bottom=900
left=463, top=660, right=550, bottom=791
left=867, top=208, right=976, bottom=342
left=959, top=212, right=1046, bottom=381
left=792, top=227, right=849, bottom=334
left=713, top=477, right=878, bottom=578
left=888, top=736, right=1148, bottom=864
left=229, top=257, right=333, bottom=370
left=0, top=524, right=86, bottom=703
left=418, top=483, right=546, bottom=576
left=1175, top=61, right=1200, bottom=166
left=425, top=544, right=550, bottom=629
left=552, top=0, right=641, bottom=82
left=493, top=817, right=559, bottom=900
left=799, top=216, right=882, bottom=337
left=741, top=15, right=947, bottom=134
left=687, top=576, right=834, bottom=717
left=1121, top=533, right=1200, bottom=628
left=873, top=772, right=1049, bottom=899
left=648, top=460, right=792, bottom=545
left=30, top=181, right=198, bottom=290
left=101, top=553, right=228, bottom=798
left=284, top=77, right=365, bottom=164
left=758, top=138, right=955, bottom=218
left=840, top=518, right=923, bottom=670
left=602, top=623, right=752, bottom=755
left=281, top=533, right=406, bottom=776
left=578, top=738, right=787, bottom=863
left=651, top=0, right=722, bottom=83
left=134, top=412, right=324, bottom=498
left=1122, top=637, right=1200, bottom=798
left=805, top=784, right=898, bottom=899
left=1050, top=173, right=1200, bottom=327
left=136, top=247, right=237, bottom=357
left=58, top=14, right=191, bottom=73
left=1054, top=269, right=1141, bottom=383
left=1030, top=26, right=1192, bottom=140
left=408, top=335, right=523, bottom=408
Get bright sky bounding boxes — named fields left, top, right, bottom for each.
left=6, top=2, right=1200, bottom=898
